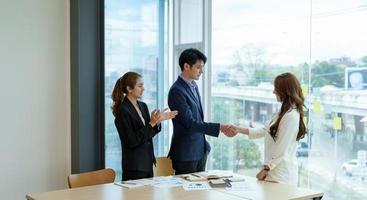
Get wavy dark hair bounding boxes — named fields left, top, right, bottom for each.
left=269, top=72, right=307, bottom=141
left=111, top=72, right=141, bottom=117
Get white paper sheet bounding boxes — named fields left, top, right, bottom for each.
left=225, top=182, right=251, bottom=191
left=152, top=177, right=184, bottom=188
left=182, top=182, right=211, bottom=191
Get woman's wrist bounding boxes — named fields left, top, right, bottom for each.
left=240, top=128, right=249, bottom=135
left=149, top=121, right=156, bottom=127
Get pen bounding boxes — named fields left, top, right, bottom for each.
left=122, top=182, right=136, bottom=185
left=192, top=174, right=202, bottom=178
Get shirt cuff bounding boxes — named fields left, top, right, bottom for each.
left=264, top=161, right=276, bottom=170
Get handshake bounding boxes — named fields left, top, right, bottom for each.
left=219, top=124, right=241, bottom=138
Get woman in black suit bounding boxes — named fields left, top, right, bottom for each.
left=111, top=72, right=178, bottom=181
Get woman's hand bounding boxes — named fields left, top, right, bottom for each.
left=228, top=125, right=240, bottom=135
left=149, top=109, right=160, bottom=127
left=149, top=108, right=178, bottom=127
left=228, top=125, right=249, bottom=135
left=256, top=169, right=268, bottom=181
left=158, top=108, right=178, bottom=121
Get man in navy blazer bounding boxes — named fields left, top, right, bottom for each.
left=168, top=48, right=236, bottom=174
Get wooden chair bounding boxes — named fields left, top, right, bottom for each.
left=67, top=168, right=116, bottom=188
left=153, top=157, right=175, bottom=176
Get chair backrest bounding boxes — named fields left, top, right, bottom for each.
left=153, top=157, right=175, bottom=176
left=68, top=168, right=116, bottom=188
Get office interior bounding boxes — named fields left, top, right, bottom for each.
left=1, top=0, right=367, bottom=199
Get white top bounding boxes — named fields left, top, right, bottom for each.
left=249, top=107, right=300, bottom=185
left=133, top=105, right=146, bottom=125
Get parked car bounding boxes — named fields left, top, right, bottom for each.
left=296, top=142, right=308, bottom=157
left=342, top=159, right=367, bottom=177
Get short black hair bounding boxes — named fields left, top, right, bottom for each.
left=178, top=48, right=207, bottom=71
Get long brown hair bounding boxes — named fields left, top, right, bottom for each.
left=269, top=72, right=307, bottom=141
left=111, top=72, right=142, bottom=116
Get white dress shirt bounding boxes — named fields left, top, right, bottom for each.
left=249, top=107, right=300, bottom=185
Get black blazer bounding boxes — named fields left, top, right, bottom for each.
left=114, top=98, right=161, bottom=172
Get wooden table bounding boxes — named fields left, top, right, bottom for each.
left=214, top=176, right=323, bottom=200
left=26, top=175, right=323, bottom=200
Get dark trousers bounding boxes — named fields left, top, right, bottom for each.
left=122, top=169, right=153, bottom=181
left=172, top=153, right=207, bottom=175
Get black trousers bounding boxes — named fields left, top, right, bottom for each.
left=172, top=153, right=207, bottom=175
left=122, top=169, right=153, bottom=181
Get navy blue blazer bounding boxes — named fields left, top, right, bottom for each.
left=167, top=76, right=220, bottom=162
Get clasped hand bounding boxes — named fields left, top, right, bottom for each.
left=220, top=124, right=238, bottom=137
left=256, top=169, right=267, bottom=181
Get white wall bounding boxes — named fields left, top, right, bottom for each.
left=0, top=0, right=70, bottom=199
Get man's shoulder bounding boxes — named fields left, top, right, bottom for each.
left=169, top=79, right=185, bottom=93
left=168, top=85, right=181, bottom=99
left=171, top=78, right=182, bottom=86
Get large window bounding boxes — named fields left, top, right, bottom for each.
left=104, top=0, right=168, bottom=180
left=104, top=0, right=367, bottom=198
left=209, top=0, right=367, bottom=199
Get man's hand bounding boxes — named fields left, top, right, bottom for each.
left=220, top=124, right=237, bottom=137
left=228, top=125, right=249, bottom=135
left=228, top=125, right=239, bottom=134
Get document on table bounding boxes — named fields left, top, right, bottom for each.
left=225, top=182, right=251, bottom=191
left=152, top=176, right=185, bottom=188
left=136, top=178, right=156, bottom=185
left=115, top=177, right=184, bottom=189
left=182, top=182, right=211, bottom=191
left=181, top=170, right=234, bottom=182
left=114, top=180, right=145, bottom=189
left=114, top=178, right=155, bottom=189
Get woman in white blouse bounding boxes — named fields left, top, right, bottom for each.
left=230, top=72, right=306, bottom=185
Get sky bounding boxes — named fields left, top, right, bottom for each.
left=104, top=0, right=367, bottom=75
left=212, top=0, right=367, bottom=65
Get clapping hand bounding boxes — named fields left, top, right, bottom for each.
left=158, top=108, right=178, bottom=121
left=220, top=124, right=237, bottom=137
left=150, top=108, right=178, bottom=127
